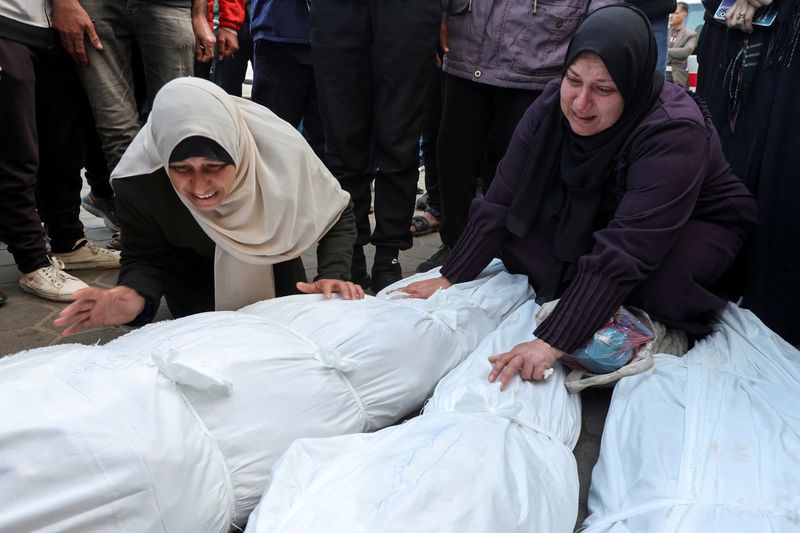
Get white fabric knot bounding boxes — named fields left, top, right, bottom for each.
left=152, top=349, right=233, bottom=394
left=314, top=346, right=358, bottom=372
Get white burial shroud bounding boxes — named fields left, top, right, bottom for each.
left=0, top=261, right=532, bottom=532
left=581, top=304, right=800, bottom=532
left=246, top=299, right=583, bottom=533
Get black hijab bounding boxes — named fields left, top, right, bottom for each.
left=168, top=135, right=235, bottom=165
left=506, top=4, right=664, bottom=301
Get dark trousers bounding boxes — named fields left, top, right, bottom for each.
left=214, top=15, right=253, bottom=97
left=310, top=0, right=440, bottom=254
left=421, top=65, right=443, bottom=215
left=193, top=16, right=253, bottom=97
left=0, top=38, right=84, bottom=272
left=83, top=105, right=114, bottom=200
left=252, top=40, right=325, bottom=161
left=437, top=74, right=539, bottom=248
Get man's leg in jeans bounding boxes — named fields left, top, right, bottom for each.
left=0, top=39, right=50, bottom=275
left=134, top=2, right=194, bottom=105
left=370, top=0, right=439, bottom=283
left=311, top=0, right=374, bottom=285
left=75, top=0, right=140, bottom=172
left=34, top=44, right=87, bottom=254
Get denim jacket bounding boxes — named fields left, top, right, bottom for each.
left=441, top=0, right=617, bottom=90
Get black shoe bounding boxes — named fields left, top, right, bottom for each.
left=415, top=192, right=429, bottom=211
left=351, top=246, right=371, bottom=290
left=416, top=244, right=451, bottom=273
left=371, top=258, right=402, bottom=293
left=0, top=288, right=6, bottom=306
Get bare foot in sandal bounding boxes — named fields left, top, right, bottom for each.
left=410, top=211, right=440, bottom=236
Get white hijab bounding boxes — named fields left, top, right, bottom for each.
left=112, top=77, right=350, bottom=311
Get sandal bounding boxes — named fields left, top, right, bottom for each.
left=106, top=232, right=122, bottom=251
left=410, top=212, right=440, bottom=237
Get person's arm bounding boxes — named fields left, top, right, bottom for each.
left=668, top=31, right=697, bottom=61
left=314, top=201, right=357, bottom=281
left=193, top=0, right=216, bottom=62
left=113, top=177, right=182, bottom=325
left=217, top=0, right=245, bottom=32
left=398, top=85, right=557, bottom=299
left=55, top=175, right=179, bottom=334
left=535, top=118, right=710, bottom=353
left=51, top=0, right=103, bottom=66
left=216, top=0, right=245, bottom=59
left=440, top=86, right=556, bottom=284
left=295, top=201, right=363, bottom=300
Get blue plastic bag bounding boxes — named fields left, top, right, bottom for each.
left=561, top=307, right=655, bottom=374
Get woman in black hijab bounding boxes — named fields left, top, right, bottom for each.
left=399, top=4, right=757, bottom=387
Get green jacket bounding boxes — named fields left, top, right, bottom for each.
left=113, top=168, right=356, bottom=322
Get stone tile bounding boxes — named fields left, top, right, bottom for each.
left=93, top=270, right=121, bottom=288
left=0, top=264, right=21, bottom=284
left=0, top=328, right=58, bottom=357
left=62, top=268, right=121, bottom=287
left=0, top=300, right=57, bottom=333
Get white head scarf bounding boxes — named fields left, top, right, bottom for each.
left=112, top=77, right=350, bottom=311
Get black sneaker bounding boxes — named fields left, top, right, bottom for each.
left=371, top=258, right=402, bottom=293
left=0, top=288, right=6, bottom=306
left=351, top=246, right=371, bottom=290
left=416, top=244, right=451, bottom=273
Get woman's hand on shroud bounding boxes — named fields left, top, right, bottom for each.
left=297, top=279, right=365, bottom=300
left=488, top=339, right=566, bottom=391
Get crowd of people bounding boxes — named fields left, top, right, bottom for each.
left=1, top=0, right=797, bottom=356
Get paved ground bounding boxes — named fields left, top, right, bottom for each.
left=0, top=178, right=611, bottom=529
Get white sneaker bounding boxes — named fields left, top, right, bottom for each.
left=55, top=238, right=120, bottom=270
left=19, top=257, right=90, bottom=302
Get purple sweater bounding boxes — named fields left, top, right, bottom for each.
left=441, top=80, right=757, bottom=352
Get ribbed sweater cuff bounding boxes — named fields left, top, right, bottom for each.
left=534, top=271, right=624, bottom=353
left=440, top=220, right=499, bottom=284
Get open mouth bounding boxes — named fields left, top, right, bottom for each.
left=193, top=191, right=217, bottom=200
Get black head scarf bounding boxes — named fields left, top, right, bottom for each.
left=169, top=135, right=235, bottom=165
left=506, top=4, right=664, bottom=301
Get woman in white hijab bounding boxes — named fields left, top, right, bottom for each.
left=56, top=78, right=361, bottom=335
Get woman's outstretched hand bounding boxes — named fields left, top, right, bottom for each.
left=54, top=286, right=146, bottom=336
left=391, top=276, right=453, bottom=299
left=488, top=338, right=566, bottom=391
left=296, top=279, right=365, bottom=300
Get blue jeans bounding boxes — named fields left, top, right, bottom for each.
left=651, top=15, right=669, bottom=73
left=76, top=0, right=195, bottom=170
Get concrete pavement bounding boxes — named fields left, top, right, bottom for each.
left=0, top=179, right=611, bottom=529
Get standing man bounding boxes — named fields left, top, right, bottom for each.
left=52, top=0, right=215, bottom=173
left=310, top=0, right=441, bottom=292
left=0, top=0, right=120, bottom=304
left=666, top=2, right=697, bottom=89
